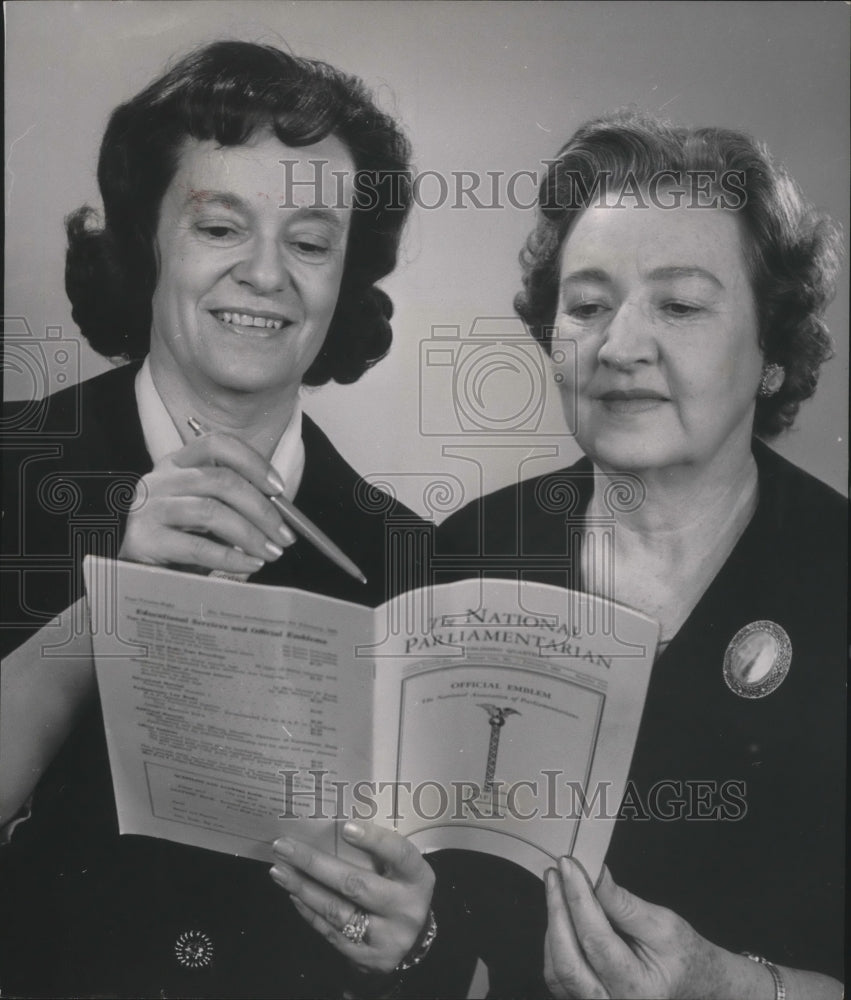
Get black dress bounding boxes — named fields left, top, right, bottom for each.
left=1, top=363, right=475, bottom=998
left=435, top=442, right=847, bottom=992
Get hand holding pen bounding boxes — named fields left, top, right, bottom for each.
left=119, top=419, right=366, bottom=583
left=185, top=418, right=366, bottom=583
left=117, top=424, right=297, bottom=575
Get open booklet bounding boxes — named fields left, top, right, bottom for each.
left=83, top=555, right=658, bottom=880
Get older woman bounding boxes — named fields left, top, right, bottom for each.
left=0, top=42, right=471, bottom=998
left=438, top=111, right=845, bottom=998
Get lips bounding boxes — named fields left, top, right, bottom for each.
left=596, top=389, right=668, bottom=401
left=211, top=309, right=291, bottom=331
left=593, top=388, right=669, bottom=415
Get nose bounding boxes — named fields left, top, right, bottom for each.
left=596, top=300, right=656, bottom=369
left=232, top=236, right=290, bottom=295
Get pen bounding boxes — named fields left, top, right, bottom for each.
left=187, top=417, right=367, bottom=584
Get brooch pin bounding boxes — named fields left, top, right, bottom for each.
left=174, top=929, right=214, bottom=969
left=723, top=620, right=791, bottom=699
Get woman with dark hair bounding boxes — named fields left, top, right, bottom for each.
left=0, top=41, right=469, bottom=998
left=64, top=40, right=408, bottom=385
left=439, top=110, right=845, bottom=998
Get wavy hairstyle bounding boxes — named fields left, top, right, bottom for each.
left=65, top=41, right=413, bottom=386
left=515, top=109, right=843, bottom=437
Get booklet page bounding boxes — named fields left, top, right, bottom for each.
left=371, top=577, right=658, bottom=879
left=84, top=556, right=373, bottom=862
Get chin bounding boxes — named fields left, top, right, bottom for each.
left=581, top=434, right=676, bottom=474
left=206, top=365, right=289, bottom=396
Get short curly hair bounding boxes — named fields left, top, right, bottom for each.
left=515, top=109, right=843, bottom=438
left=65, top=40, right=413, bottom=386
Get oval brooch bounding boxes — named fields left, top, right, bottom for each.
left=723, top=620, right=792, bottom=699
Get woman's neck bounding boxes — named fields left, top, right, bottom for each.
left=589, top=447, right=758, bottom=545
left=583, top=450, right=759, bottom=643
left=148, top=357, right=299, bottom=460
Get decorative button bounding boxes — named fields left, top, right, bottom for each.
left=174, top=929, right=214, bottom=969
left=723, top=620, right=791, bottom=699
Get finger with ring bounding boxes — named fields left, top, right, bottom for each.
left=341, top=907, right=370, bottom=945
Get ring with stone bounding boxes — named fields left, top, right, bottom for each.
left=341, top=907, right=369, bottom=945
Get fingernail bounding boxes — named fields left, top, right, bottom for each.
left=278, top=523, right=296, bottom=544
left=273, top=837, right=294, bottom=857
left=265, top=541, right=284, bottom=558
left=267, top=472, right=286, bottom=494
left=246, top=556, right=266, bottom=570
left=270, top=864, right=293, bottom=888
left=558, top=856, right=572, bottom=876
left=544, top=867, right=557, bottom=890
left=342, top=821, right=364, bottom=841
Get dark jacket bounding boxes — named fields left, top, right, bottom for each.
left=435, top=442, right=847, bottom=989
left=1, top=364, right=474, bottom=998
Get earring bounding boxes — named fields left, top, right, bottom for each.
left=758, top=363, right=785, bottom=398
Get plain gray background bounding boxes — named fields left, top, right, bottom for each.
left=5, top=1, right=848, bottom=512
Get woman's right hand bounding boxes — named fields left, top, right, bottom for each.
left=119, top=433, right=296, bottom=574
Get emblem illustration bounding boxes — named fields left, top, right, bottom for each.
left=478, top=703, right=521, bottom=797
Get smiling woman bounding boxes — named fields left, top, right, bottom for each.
left=148, top=134, right=353, bottom=432
left=0, top=41, right=474, bottom=999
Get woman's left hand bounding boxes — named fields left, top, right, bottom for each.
left=270, top=821, right=435, bottom=976
left=544, top=859, right=722, bottom=999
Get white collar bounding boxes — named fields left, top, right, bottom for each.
left=134, top=357, right=305, bottom=501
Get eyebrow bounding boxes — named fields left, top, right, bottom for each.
left=646, top=266, right=724, bottom=288
left=561, top=267, right=611, bottom=286
left=186, top=190, right=249, bottom=212
left=185, top=191, right=345, bottom=231
left=560, top=265, right=724, bottom=292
